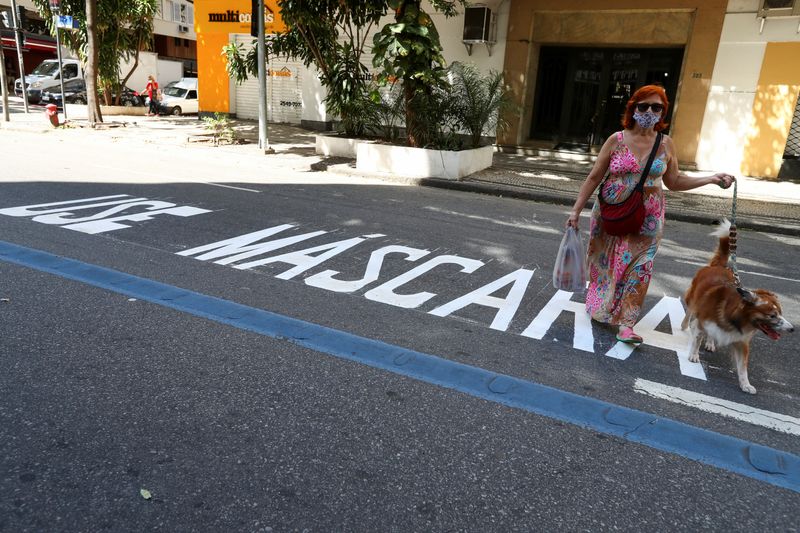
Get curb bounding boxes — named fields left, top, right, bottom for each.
left=420, top=178, right=800, bottom=237
left=322, top=163, right=800, bottom=236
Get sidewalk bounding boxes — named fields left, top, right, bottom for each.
left=3, top=102, right=800, bottom=236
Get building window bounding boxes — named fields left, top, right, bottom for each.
left=758, top=0, right=800, bottom=17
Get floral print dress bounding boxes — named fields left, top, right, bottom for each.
left=585, top=131, right=666, bottom=327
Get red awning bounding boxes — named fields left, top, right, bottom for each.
left=1, top=35, right=58, bottom=53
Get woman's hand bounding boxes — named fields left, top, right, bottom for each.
left=566, top=211, right=580, bottom=229
left=713, top=173, right=736, bottom=189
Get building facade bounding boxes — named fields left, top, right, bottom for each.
left=153, top=0, right=198, bottom=77
left=1, top=0, right=197, bottom=93
left=500, top=0, right=728, bottom=168
left=193, top=0, right=509, bottom=128
left=696, top=0, right=800, bottom=179
left=196, top=0, right=797, bottom=179
left=1, top=0, right=57, bottom=90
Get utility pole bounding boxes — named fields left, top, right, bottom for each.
left=9, top=0, right=28, bottom=112
left=256, top=0, right=272, bottom=154
left=1, top=40, right=9, bottom=121
left=50, top=0, right=66, bottom=120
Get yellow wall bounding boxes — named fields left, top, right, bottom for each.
left=194, top=0, right=285, bottom=114
left=501, top=0, right=727, bottom=164
left=742, top=42, right=800, bottom=179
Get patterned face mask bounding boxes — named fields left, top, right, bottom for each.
left=633, top=110, right=661, bottom=129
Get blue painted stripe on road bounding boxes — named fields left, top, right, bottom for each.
left=2, top=240, right=799, bottom=494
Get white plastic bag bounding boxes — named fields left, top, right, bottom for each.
left=553, top=227, right=586, bottom=292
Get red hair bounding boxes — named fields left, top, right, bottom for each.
left=622, top=85, right=670, bottom=131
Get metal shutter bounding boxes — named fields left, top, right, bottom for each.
left=232, top=34, right=307, bottom=124
left=785, top=92, right=800, bottom=158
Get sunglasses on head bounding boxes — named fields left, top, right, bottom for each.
left=636, top=102, right=665, bottom=113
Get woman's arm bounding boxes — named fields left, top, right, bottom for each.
left=661, top=136, right=735, bottom=191
left=566, top=134, right=616, bottom=228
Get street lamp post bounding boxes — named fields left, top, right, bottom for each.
left=256, top=0, right=271, bottom=154
left=50, top=0, right=67, bottom=120
left=0, top=38, right=9, bottom=121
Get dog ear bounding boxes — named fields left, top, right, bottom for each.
left=737, top=287, right=758, bottom=304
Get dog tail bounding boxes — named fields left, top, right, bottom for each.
left=709, top=219, right=731, bottom=267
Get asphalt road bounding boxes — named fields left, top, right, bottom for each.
left=1, top=130, right=799, bottom=531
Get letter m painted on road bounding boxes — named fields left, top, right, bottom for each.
left=176, top=224, right=327, bottom=265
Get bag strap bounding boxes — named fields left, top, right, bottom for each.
left=598, top=131, right=662, bottom=204
left=634, top=131, right=663, bottom=193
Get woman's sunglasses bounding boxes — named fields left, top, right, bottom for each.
left=635, top=102, right=665, bottom=113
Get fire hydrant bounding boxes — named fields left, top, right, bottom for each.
left=45, top=104, right=60, bottom=127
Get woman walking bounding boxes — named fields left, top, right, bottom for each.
left=145, top=75, right=159, bottom=116
left=566, top=85, right=735, bottom=344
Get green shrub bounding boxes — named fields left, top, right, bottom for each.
left=202, top=112, right=238, bottom=145
left=447, top=62, right=517, bottom=148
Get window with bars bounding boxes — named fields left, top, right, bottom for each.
left=785, top=93, right=800, bottom=159
left=758, top=0, right=800, bottom=17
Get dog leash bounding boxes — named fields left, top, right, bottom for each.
left=728, top=179, right=741, bottom=288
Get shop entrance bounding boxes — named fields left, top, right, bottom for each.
left=530, top=46, right=684, bottom=150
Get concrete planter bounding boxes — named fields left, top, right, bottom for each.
left=356, top=143, right=494, bottom=180
left=315, top=133, right=374, bottom=158
left=100, top=105, right=147, bottom=116
left=60, top=104, right=147, bottom=119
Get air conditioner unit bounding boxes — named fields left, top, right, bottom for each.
left=463, top=6, right=494, bottom=42
left=178, top=24, right=189, bottom=33
left=463, top=6, right=495, bottom=56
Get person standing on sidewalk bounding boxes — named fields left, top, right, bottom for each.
left=145, top=75, right=159, bottom=116
left=565, top=84, right=735, bottom=344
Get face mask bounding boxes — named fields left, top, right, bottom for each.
left=633, top=110, right=661, bottom=129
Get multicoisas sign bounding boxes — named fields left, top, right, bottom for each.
left=194, top=0, right=285, bottom=34
left=207, top=8, right=274, bottom=24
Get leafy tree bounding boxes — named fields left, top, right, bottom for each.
left=225, top=0, right=387, bottom=137
left=31, top=0, right=157, bottom=107
left=372, top=0, right=463, bottom=147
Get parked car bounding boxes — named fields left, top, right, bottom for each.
left=15, top=59, right=83, bottom=104
left=103, top=86, right=146, bottom=107
left=156, top=78, right=198, bottom=115
left=46, top=83, right=145, bottom=108
left=39, top=78, right=87, bottom=108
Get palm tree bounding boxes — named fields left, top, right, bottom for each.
left=448, top=62, right=516, bottom=148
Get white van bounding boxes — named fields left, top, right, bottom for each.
left=158, top=77, right=198, bottom=115
left=15, top=59, right=83, bottom=104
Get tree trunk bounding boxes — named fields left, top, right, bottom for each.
left=404, top=81, right=418, bottom=148
left=85, top=0, right=103, bottom=125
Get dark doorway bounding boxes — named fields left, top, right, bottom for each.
left=530, top=46, right=684, bottom=150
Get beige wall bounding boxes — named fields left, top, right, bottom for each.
left=501, top=0, right=727, bottom=164
left=697, top=2, right=800, bottom=178
left=742, top=42, right=800, bottom=178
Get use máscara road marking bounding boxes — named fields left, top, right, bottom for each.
left=0, top=240, right=797, bottom=494
left=0, top=195, right=702, bottom=379
left=178, top=224, right=704, bottom=380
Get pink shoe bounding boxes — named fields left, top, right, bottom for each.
left=616, top=327, right=643, bottom=344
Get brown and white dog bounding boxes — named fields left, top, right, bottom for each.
left=681, top=220, right=794, bottom=394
